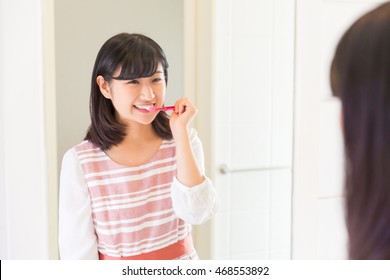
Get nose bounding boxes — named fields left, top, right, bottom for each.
left=140, top=83, right=155, bottom=100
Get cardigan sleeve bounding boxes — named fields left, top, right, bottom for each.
left=171, top=128, right=219, bottom=225
left=58, top=148, right=99, bottom=260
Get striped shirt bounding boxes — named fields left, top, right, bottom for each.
left=59, top=128, right=218, bottom=260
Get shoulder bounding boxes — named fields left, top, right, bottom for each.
left=73, top=140, right=99, bottom=153
left=62, top=140, right=100, bottom=165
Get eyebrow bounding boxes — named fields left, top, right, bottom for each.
left=113, top=67, right=165, bottom=81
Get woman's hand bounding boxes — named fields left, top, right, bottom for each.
left=169, top=97, right=197, bottom=137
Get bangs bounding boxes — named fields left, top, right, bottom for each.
left=113, top=43, right=163, bottom=80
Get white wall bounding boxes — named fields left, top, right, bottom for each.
left=0, top=0, right=5, bottom=259
left=0, top=0, right=52, bottom=259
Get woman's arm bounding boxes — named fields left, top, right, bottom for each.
left=58, top=148, right=99, bottom=259
left=171, top=128, right=219, bottom=225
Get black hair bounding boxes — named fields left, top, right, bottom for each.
left=85, top=33, right=172, bottom=150
left=330, top=2, right=390, bottom=259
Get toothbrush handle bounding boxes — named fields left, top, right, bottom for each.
left=158, top=106, right=175, bottom=112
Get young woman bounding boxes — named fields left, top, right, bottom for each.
left=59, top=33, right=218, bottom=260
left=330, top=2, right=390, bottom=259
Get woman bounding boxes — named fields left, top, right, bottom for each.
left=330, top=1, right=390, bottom=259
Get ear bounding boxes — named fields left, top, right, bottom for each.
left=96, top=75, right=112, bottom=99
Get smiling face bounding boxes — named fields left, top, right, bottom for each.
left=97, top=64, right=166, bottom=126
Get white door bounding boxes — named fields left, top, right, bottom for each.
left=211, top=0, right=295, bottom=259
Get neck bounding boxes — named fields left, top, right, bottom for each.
left=123, top=123, right=158, bottom=143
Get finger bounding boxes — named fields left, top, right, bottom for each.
left=175, top=97, right=190, bottom=115
left=174, top=98, right=182, bottom=114
left=180, top=101, right=189, bottom=115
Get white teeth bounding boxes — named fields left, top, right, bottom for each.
left=135, top=105, right=154, bottom=111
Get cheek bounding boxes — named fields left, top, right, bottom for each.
left=156, top=85, right=166, bottom=99
left=160, top=91, right=166, bottom=100
left=111, top=93, right=133, bottom=111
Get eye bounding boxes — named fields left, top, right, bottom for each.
left=153, top=77, right=162, bottom=82
left=127, top=79, right=139, bottom=84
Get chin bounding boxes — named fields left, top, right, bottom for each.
left=122, top=113, right=156, bottom=126
left=136, top=117, right=156, bottom=126
left=138, top=120, right=154, bottom=125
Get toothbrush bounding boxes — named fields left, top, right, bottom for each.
left=148, top=106, right=175, bottom=112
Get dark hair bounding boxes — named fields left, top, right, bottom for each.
left=85, top=33, right=172, bottom=150
left=330, top=2, right=390, bottom=259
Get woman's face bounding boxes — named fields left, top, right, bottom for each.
left=102, top=64, right=166, bottom=126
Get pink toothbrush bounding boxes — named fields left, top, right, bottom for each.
left=149, top=106, right=175, bottom=112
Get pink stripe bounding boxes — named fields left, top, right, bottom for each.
left=91, top=184, right=170, bottom=204
left=88, top=170, right=176, bottom=196
left=97, top=223, right=179, bottom=246
left=97, top=220, right=187, bottom=247
left=94, top=207, right=175, bottom=230
left=92, top=196, right=173, bottom=221
left=85, top=159, right=176, bottom=182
